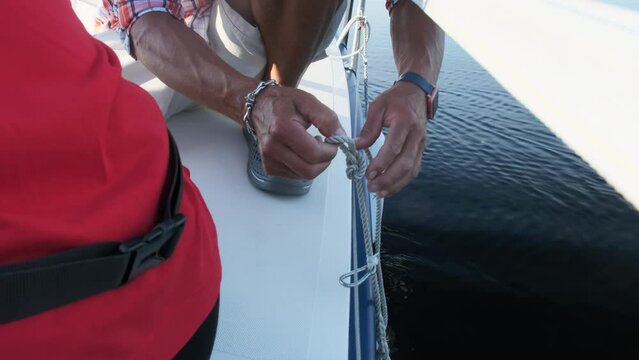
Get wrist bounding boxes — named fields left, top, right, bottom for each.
left=398, top=66, right=438, bottom=86
left=391, top=81, right=428, bottom=120
left=396, top=71, right=438, bottom=120
left=209, top=75, right=259, bottom=124
left=242, top=80, right=281, bottom=138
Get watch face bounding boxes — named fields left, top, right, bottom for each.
left=427, top=87, right=439, bottom=120
left=433, top=88, right=439, bottom=118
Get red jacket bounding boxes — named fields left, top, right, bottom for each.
left=0, top=1, right=221, bottom=358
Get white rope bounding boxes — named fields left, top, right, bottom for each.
left=325, top=135, right=391, bottom=360
left=330, top=5, right=390, bottom=358
left=338, top=253, right=379, bottom=287
left=361, top=21, right=370, bottom=116
left=330, top=16, right=372, bottom=60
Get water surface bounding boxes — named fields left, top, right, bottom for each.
left=361, top=4, right=639, bottom=358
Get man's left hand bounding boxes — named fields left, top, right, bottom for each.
left=355, top=81, right=428, bottom=197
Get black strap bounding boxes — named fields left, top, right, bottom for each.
left=0, top=131, right=186, bottom=324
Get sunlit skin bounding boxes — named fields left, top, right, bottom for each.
left=131, top=0, right=444, bottom=197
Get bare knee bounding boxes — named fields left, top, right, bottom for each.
left=248, top=0, right=343, bottom=86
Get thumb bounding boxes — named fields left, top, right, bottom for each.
left=354, top=100, right=384, bottom=149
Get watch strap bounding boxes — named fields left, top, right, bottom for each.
left=397, top=71, right=439, bottom=120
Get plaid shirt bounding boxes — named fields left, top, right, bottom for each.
left=97, top=0, right=214, bottom=56
left=386, top=0, right=426, bottom=13
left=98, top=0, right=425, bottom=57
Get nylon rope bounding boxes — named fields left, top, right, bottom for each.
left=331, top=8, right=391, bottom=360
left=326, top=135, right=390, bottom=360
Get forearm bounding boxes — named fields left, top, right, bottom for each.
left=390, top=1, right=445, bottom=84
left=130, top=12, right=257, bottom=122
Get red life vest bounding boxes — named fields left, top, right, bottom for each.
left=0, top=1, right=221, bottom=358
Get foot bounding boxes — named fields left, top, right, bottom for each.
left=243, top=129, right=313, bottom=196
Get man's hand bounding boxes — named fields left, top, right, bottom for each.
left=355, top=81, right=428, bottom=197
left=251, top=86, right=344, bottom=179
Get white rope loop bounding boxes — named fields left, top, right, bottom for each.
left=338, top=254, right=380, bottom=288
left=331, top=15, right=371, bottom=60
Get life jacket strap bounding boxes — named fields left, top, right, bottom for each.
left=0, top=131, right=186, bottom=324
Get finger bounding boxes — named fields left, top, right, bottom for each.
left=294, top=92, right=347, bottom=138
left=368, top=129, right=423, bottom=196
left=280, top=143, right=332, bottom=180
left=260, top=134, right=297, bottom=178
left=263, top=142, right=331, bottom=180
left=365, top=115, right=411, bottom=181
left=408, top=134, right=427, bottom=183
left=354, top=99, right=385, bottom=150
left=262, top=160, right=298, bottom=179
left=273, top=120, right=338, bottom=164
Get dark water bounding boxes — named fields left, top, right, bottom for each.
left=361, top=4, right=639, bottom=359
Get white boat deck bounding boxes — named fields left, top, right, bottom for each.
left=89, top=24, right=355, bottom=360
left=170, top=60, right=353, bottom=360
left=168, top=55, right=354, bottom=360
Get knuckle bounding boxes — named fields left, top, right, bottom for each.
left=328, top=113, right=340, bottom=129
left=402, top=125, right=412, bottom=137
left=261, top=140, right=275, bottom=158
left=404, top=119, right=417, bottom=131
left=368, top=159, right=384, bottom=174
left=370, top=98, right=382, bottom=110
left=318, top=102, right=335, bottom=116
left=379, top=157, right=392, bottom=172
left=390, top=142, right=402, bottom=155
left=401, top=158, right=415, bottom=174
left=270, top=122, right=286, bottom=140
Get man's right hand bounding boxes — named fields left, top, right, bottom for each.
left=131, top=13, right=343, bottom=181
left=250, top=86, right=343, bottom=180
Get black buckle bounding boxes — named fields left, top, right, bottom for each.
left=119, top=214, right=187, bottom=283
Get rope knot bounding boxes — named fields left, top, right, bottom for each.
left=366, top=253, right=379, bottom=271
left=325, top=135, right=367, bottom=180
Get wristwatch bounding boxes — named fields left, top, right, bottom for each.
left=397, top=72, right=439, bottom=120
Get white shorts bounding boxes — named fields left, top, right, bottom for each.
left=163, top=0, right=348, bottom=118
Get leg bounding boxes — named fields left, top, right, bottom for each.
left=249, top=0, right=342, bottom=86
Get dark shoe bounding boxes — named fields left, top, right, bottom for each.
left=243, top=129, right=312, bottom=196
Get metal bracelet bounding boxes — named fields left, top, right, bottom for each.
left=243, top=80, right=280, bottom=139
